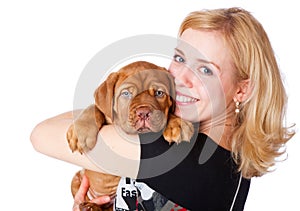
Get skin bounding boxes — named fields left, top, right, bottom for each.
left=170, top=29, right=237, bottom=124
left=170, top=28, right=249, bottom=150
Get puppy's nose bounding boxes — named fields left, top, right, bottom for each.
left=136, top=106, right=151, bottom=120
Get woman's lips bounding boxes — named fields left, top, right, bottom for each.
left=175, top=92, right=199, bottom=105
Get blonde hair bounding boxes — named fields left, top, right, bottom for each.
left=179, top=7, right=295, bottom=178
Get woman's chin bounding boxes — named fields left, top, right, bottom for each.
left=174, top=107, right=198, bottom=123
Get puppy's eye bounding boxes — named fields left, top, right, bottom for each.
left=155, top=90, right=165, bottom=98
left=121, top=90, right=132, bottom=98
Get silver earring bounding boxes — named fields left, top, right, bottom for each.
left=234, top=99, right=240, bottom=113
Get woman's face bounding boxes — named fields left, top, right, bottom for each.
left=169, top=28, right=237, bottom=124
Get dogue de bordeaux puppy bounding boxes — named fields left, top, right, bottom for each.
left=66, top=61, right=194, bottom=211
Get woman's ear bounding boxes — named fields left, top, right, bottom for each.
left=234, top=79, right=253, bottom=103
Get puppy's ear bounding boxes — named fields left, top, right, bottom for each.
left=167, top=71, right=176, bottom=113
left=94, top=72, right=119, bottom=121
left=169, top=95, right=176, bottom=113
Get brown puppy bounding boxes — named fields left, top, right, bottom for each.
left=67, top=61, right=194, bottom=211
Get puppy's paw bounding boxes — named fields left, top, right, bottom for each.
left=66, top=124, right=79, bottom=152
left=66, top=123, right=98, bottom=154
left=163, top=115, right=194, bottom=144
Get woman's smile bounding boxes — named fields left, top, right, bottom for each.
left=175, top=91, right=199, bottom=105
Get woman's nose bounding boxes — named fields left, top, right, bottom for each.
left=172, top=66, right=193, bottom=88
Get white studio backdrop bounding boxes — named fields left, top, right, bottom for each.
left=0, top=1, right=299, bottom=210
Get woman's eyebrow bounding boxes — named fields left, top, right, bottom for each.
left=175, top=48, right=221, bottom=71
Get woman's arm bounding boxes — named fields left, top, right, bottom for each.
left=30, top=111, right=140, bottom=178
left=87, top=124, right=140, bottom=178
left=30, top=111, right=102, bottom=171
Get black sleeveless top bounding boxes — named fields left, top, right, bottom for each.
left=134, top=132, right=250, bottom=211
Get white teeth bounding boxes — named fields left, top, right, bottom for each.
left=176, top=95, right=198, bottom=103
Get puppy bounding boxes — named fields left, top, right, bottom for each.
left=67, top=61, right=194, bottom=211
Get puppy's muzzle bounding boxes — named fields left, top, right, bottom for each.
left=136, top=106, right=151, bottom=121
left=131, top=104, right=167, bottom=133
left=129, top=90, right=168, bottom=133
left=135, top=106, right=152, bottom=132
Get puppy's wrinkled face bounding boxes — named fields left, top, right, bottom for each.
left=113, top=69, right=174, bottom=134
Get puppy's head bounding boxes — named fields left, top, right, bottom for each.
left=94, top=61, right=175, bottom=134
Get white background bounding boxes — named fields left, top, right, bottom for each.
left=1, top=0, right=299, bottom=210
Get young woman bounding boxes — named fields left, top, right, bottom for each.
left=30, top=7, right=294, bottom=210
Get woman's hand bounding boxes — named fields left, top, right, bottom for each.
left=73, top=174, right=111, bottom=211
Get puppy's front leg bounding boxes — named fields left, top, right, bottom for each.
left=67, top=104, right=104, bottom=153
left=163, top=114, right=194, bottom=144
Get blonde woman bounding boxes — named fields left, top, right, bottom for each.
left=31, top=7, right=294, bottom=210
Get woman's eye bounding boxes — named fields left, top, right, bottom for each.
left=121, top=90, right=132, bottom=98
left=199, top=66, right=213, bottom=75
left=174, top=55, right=185, bottom=63
left=155, top=90, right=165, bottom=97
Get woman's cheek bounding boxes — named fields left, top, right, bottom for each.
left=168, top=64, right=176, bottom=77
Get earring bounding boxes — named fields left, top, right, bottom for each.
left=234, top=99, right=240, bottom=113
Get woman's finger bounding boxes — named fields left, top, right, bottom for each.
left=90, top=195, right=111, bottom=205
left=73, top=175, right=90, bottom=211
left=74, top=174, right=90, bottom=202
